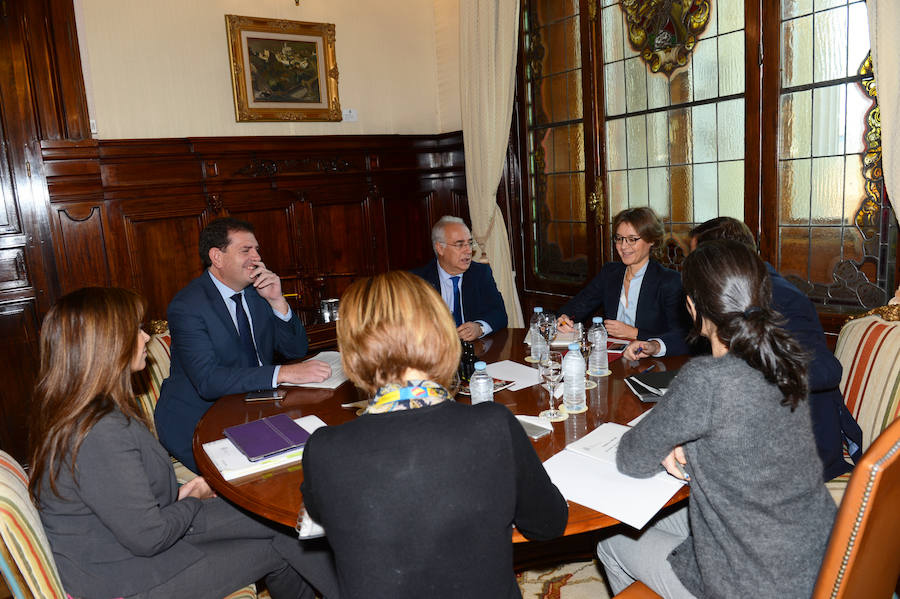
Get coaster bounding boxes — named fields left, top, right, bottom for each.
left=588, top=369, right=611, bottom=377
left=559, top=403, right=588, bottom=414
left=539, top=409, right=568, bottom=422
left=524, top=356, right=540, bottom=363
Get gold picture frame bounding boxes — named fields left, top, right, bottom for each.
left=225, top=15, right=341, bottom=122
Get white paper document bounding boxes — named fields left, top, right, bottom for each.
left=203, top=415, right=327, bottom=481
left=542, top=423, right=684, bottom=529
left=484, top=360, right=541, bottom=391
left=281, top=351, right=348, bottom=389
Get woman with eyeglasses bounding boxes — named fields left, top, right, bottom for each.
left=557, top=206, right=690, bottom=357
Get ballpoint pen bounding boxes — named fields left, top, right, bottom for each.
left=639, top=364, right=656, bottom=373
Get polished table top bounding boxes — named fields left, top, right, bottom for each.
left=193, top=328, right=689, bottom=542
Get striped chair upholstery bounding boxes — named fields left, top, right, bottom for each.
left=0, top=450, right=259, bottom=599
left=826, top=313, right=900, bottom=503
left=0, top=451, right=66, bottom=599
left=132, top=327, right=197, bottom=484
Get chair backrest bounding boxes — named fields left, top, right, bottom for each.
left=0, top=451, right=66, bottom=599
left=813, top=417, right=900, bottom=598
left=834, top=314, right=900, bottom=449
left=132, top=329, right=172, bottom=438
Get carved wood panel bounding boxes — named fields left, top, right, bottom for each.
left=50, top=203, right=111, bottom=291
left=0, top=300, right=40, bottom=462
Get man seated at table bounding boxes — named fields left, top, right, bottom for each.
left=412, top=215, right=507, bottom=341
left=155, top=217, right=330, bottom=472
left=624, top=216, right=862, bottom=480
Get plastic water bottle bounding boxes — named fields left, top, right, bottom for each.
left=587, top=316, right=608, bottom=375
left=469, top=361, right=494, bottom=404
left=530, top=324, right=548, bottom=362
left=563, top=342, right=586, bottom=412
left=529, top=306, right=544, bottom=331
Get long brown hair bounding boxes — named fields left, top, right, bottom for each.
left=29, top=287, right=149, bottom=501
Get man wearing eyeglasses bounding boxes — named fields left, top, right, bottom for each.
left=412, top=216, right=508, bottom=341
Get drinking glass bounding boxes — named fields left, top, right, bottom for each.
left=540, top=313, right=557, bottom=348
left=581, top=338, right=597, bottom=389
left=539, top=350, right=566, bottom=421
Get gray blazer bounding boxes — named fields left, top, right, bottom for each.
left=37, top=410, right=205, bottom=598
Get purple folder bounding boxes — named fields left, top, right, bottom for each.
left=224, top=413, right=311, bottom=462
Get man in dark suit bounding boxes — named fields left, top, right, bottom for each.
left=155, top=217, right=330, bottom=472
left=411, top=216, right=507, bottom=341
left=689, top=217, right=863, bottom=480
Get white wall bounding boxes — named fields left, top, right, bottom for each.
left=74, top=0, right=462, bottom=138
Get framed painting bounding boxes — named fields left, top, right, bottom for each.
left=225, top=15, right=341, bottom=122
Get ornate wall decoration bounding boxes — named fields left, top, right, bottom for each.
left=621, top=0, right=711, bottom=75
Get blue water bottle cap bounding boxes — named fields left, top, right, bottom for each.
left=592, top=316, right=603, bottom=323
left=474, top=361, right=487, bottom=370
left=568, top=343, right=580, bottom=351
left=534, top=307, right=544, bottom=313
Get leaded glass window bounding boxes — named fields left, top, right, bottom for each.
left=523, top=0, right=588, bottom=283
left=602, top=0, right=745, bottom=257
left=777, top=0, right=894, bottom=308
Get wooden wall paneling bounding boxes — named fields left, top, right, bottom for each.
left=22, top=0, right=90, bottom=141
left=106, top=196, right=211, bottom=320
left=306, top=179, right=375, bottom=303
left=0, top=299, right=40, bottom=461
left=374, top=173, right=440, bottom=272
left=49, top=202, right=111, bottom=292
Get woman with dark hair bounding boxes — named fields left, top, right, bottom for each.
left=557, top=206, right=689, bottom=356
left=30, top=287, right=337, bottom=599
left=595, top=240, right=836, bottom=598
left=300, top=271, right=568, bottom=599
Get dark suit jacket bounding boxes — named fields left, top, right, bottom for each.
left=767, top=264, right=862, bottom=479
left=411, top=259, right=508, bottom=333
left=155, top=272, right=309, bottom=471
left=302, top=400, right=567, bottom=599
left=559, top=260, right=690, bottom=356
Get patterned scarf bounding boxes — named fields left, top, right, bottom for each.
left=364, top=380, right=452, bottom=414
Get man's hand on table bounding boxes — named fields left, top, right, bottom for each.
left=623, top=340, right=661, bottom=361
left=278, top=359, right=331, bottom=384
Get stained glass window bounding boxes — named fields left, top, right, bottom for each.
left=777, top=0, right=894, bottom=308
left=524, top=0, right=588, bottom=283
left=602, top=0, right=745, bottom=255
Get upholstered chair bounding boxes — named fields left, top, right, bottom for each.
left=0, top=450, right=260, bottom=599
left=826, top=307, right=900, bottom=503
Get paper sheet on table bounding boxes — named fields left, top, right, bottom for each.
left=515, top=414, right=554, bottom=432
left=203, top=415, right=327, bottom=481
left=281, top=351, right=348, bottom=389
left=627, top=408, right=653, bottom=427
left=543, top=450, right=683, bottom=529
left=485, top=360, right=541, bottom=391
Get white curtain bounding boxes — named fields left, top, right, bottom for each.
left=459, top=0, right=524, bottom=328
left=867, top=1, right=900, bottom=299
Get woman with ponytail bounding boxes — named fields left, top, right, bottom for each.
left=596, top=240, right=836, bottom=598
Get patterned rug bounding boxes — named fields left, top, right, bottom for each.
left=518, top=560, right=612, bottom=599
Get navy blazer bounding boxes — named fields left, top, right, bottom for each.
left=559, top=260, right=690, bottom=356
left=767, top=264, right=862, bottom=479
left=155, top=272, right=309, bottom=471
left=411, top=259, right=508, bottom=333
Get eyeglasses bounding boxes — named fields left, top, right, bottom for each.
left=613, top=235, right=643, bottom=246
left=443, top=240, right=475, bottom=250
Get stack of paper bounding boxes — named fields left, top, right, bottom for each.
left=203, top=415, right=327, bottom=481
left=542, top=422, right=684, bottom=529
left=484, top=360, right=541, bottom=391
left=282, top=351, right=348, bottom=389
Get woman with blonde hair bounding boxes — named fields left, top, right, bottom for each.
left=301, top=271, right=567, bottom=599
left=30, top=287, right=337, bottom=599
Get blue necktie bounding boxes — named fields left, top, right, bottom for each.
left=451, top=276, right=463, bottom=326
left=231, top=293, right=259, bottom=367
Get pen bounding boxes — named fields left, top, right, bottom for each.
left=640, top=364, right=656, bottom=373
left=673, top=460, right=691, bottom=482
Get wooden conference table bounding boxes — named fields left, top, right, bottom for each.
left=193, top=328, right=689, bottom=542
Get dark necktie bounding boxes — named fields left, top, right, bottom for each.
left=451, top=276, right=463, bottom=326
left=231, top=293, right=259, bottom=367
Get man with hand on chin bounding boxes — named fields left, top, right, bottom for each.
left=412, top=216, right=507, bottom=341
left=155, top=217, right=329, bottom=472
